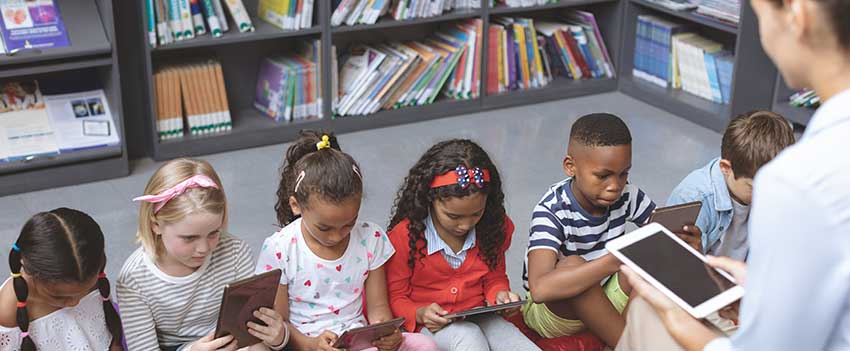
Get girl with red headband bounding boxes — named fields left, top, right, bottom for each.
left=386, top=139, right=539, bottom=351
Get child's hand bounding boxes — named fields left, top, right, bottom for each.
left=675, top=225, right=703, bottom=252
left=315, top=330, right=342, bottom=351
left=492, top=290, right=522, bottom=317
left=415, top=303, right=451, bottom=333
left=246, top=307, right=288, bottom=348
left=190, top=332, right=237, bottom=351
left=372, top=328, right=403, bottom=351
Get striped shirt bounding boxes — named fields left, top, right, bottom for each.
left=425, top=213, right=477, bottom=269
left=117, top=233, right=254, bottom=350
left=523, top=178, right=655, bottom=290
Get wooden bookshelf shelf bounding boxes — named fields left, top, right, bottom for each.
left=332, top=9, right=483, bottom=33
left=490, top=0, right=618, bottom=15
left=0, top=0, right=128, bottom=196
left=483, top=78, right=617, bottom=109
left=620, top=73, right=731, bottom=131
left=629, top=0, right=738, bottom=35
left=112, top=0, right=781, bottom=164
left=152, top=23, right=321, bottom=53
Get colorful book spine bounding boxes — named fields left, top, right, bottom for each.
left=146, top=0, right=157, bottom=48
left=201, top=0, right=223, bottom=37
left=190, top=0, right=207, bottom=35
left=223, top=0, right=254, bottom=32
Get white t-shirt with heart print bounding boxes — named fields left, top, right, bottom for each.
left=255, top=219, right=394, bottom=337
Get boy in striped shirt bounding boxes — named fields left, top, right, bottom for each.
left=521, top=113, right=697, bottom=348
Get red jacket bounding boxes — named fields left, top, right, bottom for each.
left=386, top=216, right=514, bottom=332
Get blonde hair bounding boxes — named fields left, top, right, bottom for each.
left=136, top=158, right=227, bottom=258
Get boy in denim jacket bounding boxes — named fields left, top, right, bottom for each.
left=667, top=110, right=795, bottom=260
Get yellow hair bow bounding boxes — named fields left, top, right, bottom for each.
left=316, top=135, right=331, bottom=150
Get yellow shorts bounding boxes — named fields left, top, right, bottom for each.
left=521, top=273, right=629, bottom=338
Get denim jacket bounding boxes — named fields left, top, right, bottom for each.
left=666, top=157, right=732, bottom=253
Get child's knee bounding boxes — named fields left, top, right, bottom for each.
left=400, top=332, right=439, bottom=351
left=439, top=321, right=488, bottom=351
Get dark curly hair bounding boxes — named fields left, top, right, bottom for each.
left=9, top=208, right=123, bottom=351
left=275, top=130, right=363, bottom=226
left=388, top=139, right=506, bottom=270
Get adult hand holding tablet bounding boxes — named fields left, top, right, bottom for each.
left=606, top=223, right=743, bottom=318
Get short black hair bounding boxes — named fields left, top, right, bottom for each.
left=569, top=113, right=632, bottom=147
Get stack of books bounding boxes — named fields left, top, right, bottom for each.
left=487, top=11, right=614, bottom=95
left=331, top=0, right=480, bottom=26
left=335, top=19, right=482, bottom=116
left=254, top=40, right=323, bottom=122
left=154, top=60, right=232, bottom=140
left=145, top=0, right=257, bottom=48
left=632, top=15, right=734, bottom=104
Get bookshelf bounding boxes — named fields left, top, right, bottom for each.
left=617, top=0, right=777, bottom=131
left=120, top=0, right=622, bottom=161
left=772, top=75, right=814, bottom=126
left=0, top=0, right=128, bottom=196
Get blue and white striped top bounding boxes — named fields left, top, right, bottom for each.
left=523, top=178, right=655, bottom=290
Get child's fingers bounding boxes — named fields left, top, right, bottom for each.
left=208, top=335, right=235, bottom=349
left=253, top=310, right=278, bottom=326
left=246, top=325, right=270, bottom=341
left=247, top=321, right=273, bottom=337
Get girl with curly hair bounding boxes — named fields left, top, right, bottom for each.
left=386, top=139, right=539, bottom=351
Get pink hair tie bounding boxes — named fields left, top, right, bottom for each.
left=20, top=332, right=28, bottom=338
left=132, top=175, right=219, bottom=213
left=101, top=295, right=111, bottom=302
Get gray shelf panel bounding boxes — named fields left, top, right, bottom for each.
left=0, top=145, right=122, bottom=176
left=620, top=74, right=730, bottom=131
left=490, top=0, right=618, bottom=15
left=483, top=78, right=617, bottom=109
left=152, top=22, right=321, bottom=52
left=332, top=9, right=483, bottom=33
left=773, top=101, right=814, bottom=125
left=0, top=155, right=127, bottom=196
left=0, top=0, right=111, bottom=66
left=0, top=57, right=112, bottom=79
left=153, top=99, right=481, bottom=160
left=629, top=0, right=738, bottom=35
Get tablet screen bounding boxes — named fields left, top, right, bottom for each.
left=619, top=231, right=736, bottom=307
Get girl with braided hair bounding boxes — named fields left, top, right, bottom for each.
left=0, top=208, right=123, bottom=350
left=385, top=139, right=538, bottom=351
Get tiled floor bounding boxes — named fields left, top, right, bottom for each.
left=0, top=92, right=720, bottom=291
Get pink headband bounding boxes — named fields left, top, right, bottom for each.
left=132, top=175, right=219, bottom=213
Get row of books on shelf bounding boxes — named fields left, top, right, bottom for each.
left=487, top=11, right=614, bottom=94
left=632, top=14, right=733, bottom=104
left=255, top=40, right=323, bottom=121
left=146, top=0, right=315, bottom=48
left=335, top=18, right=482, bottom=116
left=788, top=89, right=819, bottom=109
left=154, top=60, right=233, bottom=140
left=0, top=0, right=69, bottom=54
left=331, top=0, right=480, bottom=26
left=0, top=80, right=119, bottom=162
left=642, top=0, right=740, bottom=25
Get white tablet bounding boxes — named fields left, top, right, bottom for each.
left=606, top=222, right=744, bottom=318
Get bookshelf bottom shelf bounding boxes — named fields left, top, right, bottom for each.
left=619, top=74, right=731, bottom=132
